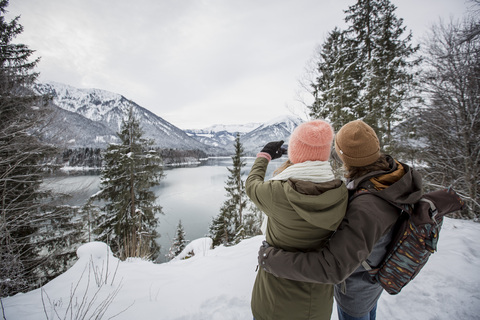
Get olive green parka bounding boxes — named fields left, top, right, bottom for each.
left=246, top=157, right=348, bottom=320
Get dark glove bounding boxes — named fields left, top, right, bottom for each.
left=258, top=240, right=277, bottom=276
left=260, top=140, right=285, bottom=160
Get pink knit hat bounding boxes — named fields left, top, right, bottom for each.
left=288, top=120, right=334, bottom=164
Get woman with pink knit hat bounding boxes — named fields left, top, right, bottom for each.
left=246, top=119, right=348, bottom=320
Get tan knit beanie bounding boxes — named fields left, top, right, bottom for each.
left=334, top=120, right=380, bottom=167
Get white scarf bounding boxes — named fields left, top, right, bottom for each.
left=269, top=160, right=335, bottom=183
left=261, top=161, right=336, bottom=234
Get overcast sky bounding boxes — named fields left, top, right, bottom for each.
left=6, top=0, right=471, bottom=129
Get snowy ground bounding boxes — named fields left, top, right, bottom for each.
left=3, top=217, right=480, bottom=320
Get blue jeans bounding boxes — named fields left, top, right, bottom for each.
left=337, top=303, right=377, bottom=320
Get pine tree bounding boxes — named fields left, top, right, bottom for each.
left=242, top=204, right=264, bottom=238
left=94, top=108, right=164, bottom=260
left=229, top=134, right=247, bottom=233
left=208, top=206, right=232, bottom=247
left=344, top=0, right=419, bottom=148
left=309, top=0, right=419, bottom=148
left=0, top=0, right=81, bottom=296
left=209, top=134, right=248, bottom=247
left=166, top=220, right=188, bottom=260
left=309, top=28, right=363, bottom=131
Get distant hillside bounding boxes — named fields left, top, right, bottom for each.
left=34, top=82, right=304, bottom=156
left=241, top=115, right=303, bottom=153
left=34, top=82, right=222, bottom=153
left=186, top=115, right=303, bottom=155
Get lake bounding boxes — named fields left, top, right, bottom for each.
left=43, top=157, right=287, bottom=262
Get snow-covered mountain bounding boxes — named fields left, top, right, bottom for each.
left=189, top=122, right=262, bottom=135
left=187, top=115, right=303, bottom=154
left=184, top=129, right=238, bottom=150
left=41, top=102, right=120, bottom=148
left=185, top=122, right=261, bottom=150
left=34, top=82, right=304, bottom=155
left=35, top=82, right=218, bottom=152
left=241, top=115, right=303, bottom=153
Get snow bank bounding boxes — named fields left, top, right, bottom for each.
left=174, top=237, right=213, bottom=260
left=76, top=241, right=112, bottom=260
left=2, top=218, right=480, bottom=319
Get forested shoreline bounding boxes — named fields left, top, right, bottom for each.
left=52, top=147, right=209, bottom=173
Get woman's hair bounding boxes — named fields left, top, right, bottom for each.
left=344, top=154, right=390, bottom=179
left=273, top=159, right=294, bottom=176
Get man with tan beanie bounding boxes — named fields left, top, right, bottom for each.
left=257, top=120, right=423, bottom=320
left=334, top=120, right=381, bottom=168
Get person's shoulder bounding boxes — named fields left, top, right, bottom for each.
left=350, top=190, right=399, bottom=221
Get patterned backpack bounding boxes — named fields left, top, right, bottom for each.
left=360, top=187, right=464, bottom=295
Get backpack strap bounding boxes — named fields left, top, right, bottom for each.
left=361, top=260, right=373, bottom=271
left=419, top=198, right=439, bottom=222
left=352, top=188, right=407, bottom=273
left=352, top=184, right=413, bottom=215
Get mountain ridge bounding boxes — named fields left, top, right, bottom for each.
left=35, top=82, right=222, bottom=153
left=185, top=114, right=303, bottom=154
left=35, top=82, right=303, bottom=155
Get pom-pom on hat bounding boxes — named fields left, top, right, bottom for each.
left=334, top=120, right=380, bottom=167
left=288, top=119, right=334, bottom=164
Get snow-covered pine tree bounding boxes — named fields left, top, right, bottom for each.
left=309, top=27, right=363, bottom=132
left=208, top=205, right=233, bottom=247
left=309, top=0, right=419, bottom=150
left=209, top=134, right=248, bottom=247
left=343, top=0, right=419, bottom=148
left=233, top=223, right=246, bottom=245
left=242, top=204, right=263, bottom=238
left=0, top=0, right=82, bottom=296
left=166, top=220, right=188, bottom=260
left=94, top=108, right=164, bottom=260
